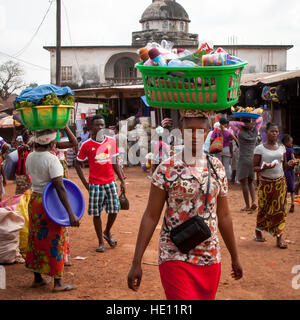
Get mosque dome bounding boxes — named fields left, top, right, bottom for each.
left=132, top=0, right=198, bottom=47
left=140, top=0, right=190, bottom=23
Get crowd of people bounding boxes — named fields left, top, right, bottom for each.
left=0, top=110, right=299, bottom=299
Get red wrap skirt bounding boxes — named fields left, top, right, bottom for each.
left=159, top=260, right=221, bottom=300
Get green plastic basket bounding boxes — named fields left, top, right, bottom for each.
left=18, top=105, right=74, bottom=131
left=136, top=61, right=248, bottom=111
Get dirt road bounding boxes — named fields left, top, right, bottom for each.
left=0, top=167, right=299, bottom=300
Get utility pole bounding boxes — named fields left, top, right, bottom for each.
left=56, top=0, right=61, bottom=86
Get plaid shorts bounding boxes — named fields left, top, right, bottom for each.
left=88, top=181, right=120, bottom=216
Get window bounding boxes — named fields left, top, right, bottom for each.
left=180, top=22, right=185, bottom=32
left=162, top=21, right=168, bottom=31
left=266, top=65, right=277, bottom=73
left=61, top=66, right=72, bottom=82
left=145, top=22, right=150, bottom=30
left=114, top=57, right=136, bottom=79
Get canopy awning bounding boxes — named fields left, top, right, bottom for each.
left=0, top=115, right=22, bottom=128
left=240, top=70, right=300, bottom=87
left=74, top=85, right=145, bottom=103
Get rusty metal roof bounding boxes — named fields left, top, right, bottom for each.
left=240, top=70, right=300, bottom=87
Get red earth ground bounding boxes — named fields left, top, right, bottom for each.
left=0, top=166, right=299, bottom=300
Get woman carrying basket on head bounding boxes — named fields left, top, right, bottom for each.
left=128, top=110, right=243, bottom=300
left=229, top=116, right=263, bottom=212
left=25, top=129, right=80, bottom=292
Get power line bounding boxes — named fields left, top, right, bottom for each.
left=0, top=50, right=50, bottom=71
left=12, top=0, right=54, bottom=58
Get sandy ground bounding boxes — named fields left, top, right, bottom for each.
left=0, top=166, right=299, bottom=300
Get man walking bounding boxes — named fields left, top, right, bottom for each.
left=80, top=126, right=90, bottom=143
left=75, top=115, right=125, bottom=252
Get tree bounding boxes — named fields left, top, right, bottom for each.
left=0, top=60, right=26, bottom=101
left=27, top=82, right=38, bottom=88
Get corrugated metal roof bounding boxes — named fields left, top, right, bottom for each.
left=241, top=70, right=300, bottom=87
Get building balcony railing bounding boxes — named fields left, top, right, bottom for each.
left=105, top=77, right=143, bottom=86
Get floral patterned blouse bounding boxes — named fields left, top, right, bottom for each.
left=152, top=154, right=228, bottom=266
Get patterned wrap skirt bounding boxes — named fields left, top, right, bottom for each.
left=59, top=160, right=70, bottom=261
left=25, top=192, right=67, bottom=278
left=60, top=160, right=69, bottom=179
left=256, top=176, right=287, bottom=237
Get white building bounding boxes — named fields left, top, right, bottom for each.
left=44, top=0, right=293, bottom=89
left=43, top=0, right=293, bottom=126
left=44, top=43, right=292, bottom=89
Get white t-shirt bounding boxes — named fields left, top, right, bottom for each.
left=26, top=151, right=64, bottom=194
left=254, top=144, right=286, bottom=179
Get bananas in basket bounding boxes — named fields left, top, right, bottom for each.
left=231, top=106, right=263, bottom=114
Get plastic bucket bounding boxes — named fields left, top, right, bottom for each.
left=136, top=61, right=248, bottom=111
left=18, top=105, right=74, bottom=130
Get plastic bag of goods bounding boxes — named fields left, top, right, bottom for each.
left=16, top=192, right=31, bottom=257
left=0, top=194, right=30, bottom=260
left=0, top=206, right=25, bottom=264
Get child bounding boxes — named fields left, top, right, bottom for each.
left=282, top=134, right=298, bottom=213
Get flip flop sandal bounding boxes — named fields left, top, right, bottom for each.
left=103, top=234, right=117, bottom=248
left=277, top=242, right=288, bottom=249
left=52, top=284, right=77, bottom=292
left=95, top=244, right=106, bottom=252
left=251, top=204, right=257, bottom=211
left=241, top=207, right=252, bottom=212
left=254, top=235, right=266, bottom=242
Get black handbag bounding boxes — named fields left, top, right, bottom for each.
left=119, top=190, right=129, bottom=210
left=170, top=156, right=214, bottom=254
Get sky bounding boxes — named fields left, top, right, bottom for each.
left=0, top=0, right=299, bottom=89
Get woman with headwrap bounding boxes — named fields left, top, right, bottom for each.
left=51, top=126, right=78, bottom=266
left=15, top=129, right=33, bottom=195
left=128, top=110, right=242, bottom=300
left=230, top=117, right=263, bottom=212
left=25, top=129, right=79, bottom=292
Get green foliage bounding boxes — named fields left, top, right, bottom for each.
left=27, top=83, right=38, bottom=88
left=15, top=93, right=74, bottom=109
left=61, top=94, right=74, bottom=106
left=15, top=100, right=35, bottom=109
left=40, top=93, right=62, bottom=105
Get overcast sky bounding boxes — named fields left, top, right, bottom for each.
left=0, top=0, right=299, bottom=88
